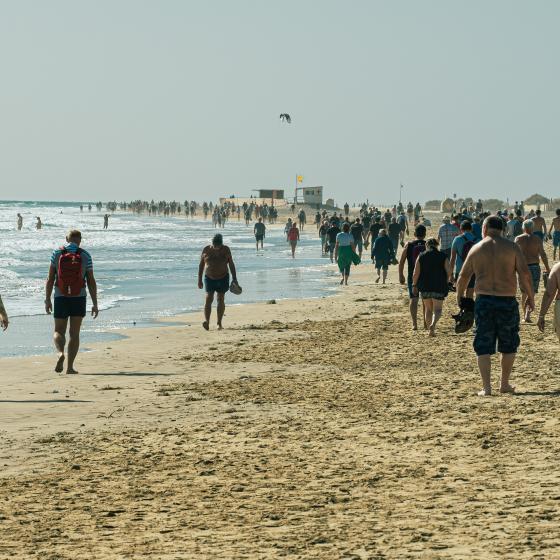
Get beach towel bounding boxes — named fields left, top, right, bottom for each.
left=337, top=245, right=360, bottom=272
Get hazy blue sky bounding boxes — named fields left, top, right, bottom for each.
left=1, top=0, right=559, bottom=204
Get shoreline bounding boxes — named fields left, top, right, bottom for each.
left=0, top=215, right=335, bottom=359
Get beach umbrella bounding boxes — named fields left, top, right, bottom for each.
left=279, top=113, right=291, bottom=124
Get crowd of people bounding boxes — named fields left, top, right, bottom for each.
left=4, top=197, right=560, bottom=397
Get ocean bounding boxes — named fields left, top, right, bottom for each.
left=0, top=201, right=338, bottom=358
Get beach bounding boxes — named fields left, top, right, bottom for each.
left=1, top=262, right=559, bottom=559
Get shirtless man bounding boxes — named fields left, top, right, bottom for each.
left=17, top=213, right=23, bottom=231
left=548, top=209, right=560, bottom=260
left=457, top=216, right=534, bottom=396
left=537, top=262, right=560, bottom=339
left=532, top=209, right=546, bottom=241
left=254, top=217, right=266, bottom=251
left=515, top=220, right=550, bottom=322
left=198, top=233, right=238, bottom=330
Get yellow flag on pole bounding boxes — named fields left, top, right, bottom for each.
left=297, top=175, right=303, bottom=183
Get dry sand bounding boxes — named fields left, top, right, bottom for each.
left=1, top=234, right=560, bottom=559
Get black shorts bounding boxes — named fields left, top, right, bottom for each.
left=53, top=296, right=87, bottom=319
left=255, top=234, right=264, bottom=242
left=204, top=274, right=229, bottom=294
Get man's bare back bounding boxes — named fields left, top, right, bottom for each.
left=533, top=215, right=546, bottom=235
left=515, top=233, right=546, bottom=265
left=460, top=235, right=527, bottom=297
left=552, top=216, right=560, bottom=232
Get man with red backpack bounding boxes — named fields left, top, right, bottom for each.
left=399, top=224, right=427, bottom=330
left=450, top=221, right=477, bottom=299
left=45, top=230, right=98, bottom=374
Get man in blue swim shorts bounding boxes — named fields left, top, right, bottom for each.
left=457, top=216, right=534, bottom=397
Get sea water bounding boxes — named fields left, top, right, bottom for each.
left=0, top=201, right=338, bottom=357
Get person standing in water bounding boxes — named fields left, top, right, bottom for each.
left=36, top=217, right=42, bottom=230
left=103, top=214, right=109, bottom=230
left=198, top=233, right=238, bottom=330
left=17, top=213, right=23, bottom=231
left=254, top=217, right=266, bottom=251
left=287, top=222, right=300, bottom=258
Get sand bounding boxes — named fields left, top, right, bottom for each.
left=1, top=233, right=560, bottom=558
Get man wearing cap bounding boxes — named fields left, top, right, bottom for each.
left=457, top=216, right=533, bottom=397
left=437, top=216, right=458, bottom=259
left=198, top=233, right=238, bottom=331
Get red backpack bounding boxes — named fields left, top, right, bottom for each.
left=57, top=248, right=85, bottom=296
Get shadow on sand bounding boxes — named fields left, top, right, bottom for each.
left=82, top=372, right=177, bottom=377
left=0, top=399, right=93, bottom=404
left=513, top=389, right=560, bottom=397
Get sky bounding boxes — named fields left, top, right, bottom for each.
left=0, top=0, right=559, bottom=205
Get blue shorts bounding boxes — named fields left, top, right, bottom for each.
left=554, top=231, right=560, bottom=247
left=53, top=296, right=87, bottom=319
left=407, top=274, right=417, bottom=299
left=534, top=231, right=544, bottom=241
left=473, top=295, right=520, bottom=356
left=353, top=238, right=363, bottom=251
left=204, top=274, right=229, bottom=294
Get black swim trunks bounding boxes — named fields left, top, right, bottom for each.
left=53, top=296, right=87, bottom=319
left=473, top=295, right=520, bottom=356
left=204, top=274, right=230, bottom=294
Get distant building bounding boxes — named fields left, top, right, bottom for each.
left=296, top=186, right=323, bottom=205
left=255, top=189, right=285, bottom=200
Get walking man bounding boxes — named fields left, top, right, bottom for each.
left=254, top=217, right=266, bottom=251
left=537, top=262, right=560, bottom=339
left=398, top=224, right=427, bottom=330
left=456, top=216, right=533, bottom=396
left=548, top=209, right=560, bottom=260
left=437, top=216, right=458, bottom=258
left=198, top=233, right=238, bottom=330
left=45, top=230, right=99, bottom=374
left=515, top=219, right=550, bottom=322
left=350, top=217, right=364, bottom=258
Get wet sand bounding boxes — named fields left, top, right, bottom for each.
left=1, top=243, right=560, bottom=558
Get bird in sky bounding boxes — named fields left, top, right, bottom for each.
left=279, top=113, right=291, bottom=124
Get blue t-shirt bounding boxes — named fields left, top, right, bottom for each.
left=451, top=232, right=475, bottom=274
left=50, top=242, right=93, bottom=298
left=471, top=222, right=482, bottom=241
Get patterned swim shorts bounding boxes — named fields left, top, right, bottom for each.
left=473, top=295, right=520, bottom=356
